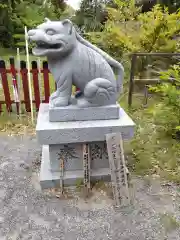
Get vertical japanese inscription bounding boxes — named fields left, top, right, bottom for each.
left=106, top=133, right=130, bottom=207
left=83, top=143, right=90, bottom=195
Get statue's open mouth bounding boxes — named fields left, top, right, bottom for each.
left=36, top=41, right=62, bottom=49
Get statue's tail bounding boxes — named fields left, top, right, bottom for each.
left=84, top=78, right=116, bottom=106
left=75, top=31, right=124, bottom=99
left=114, top=66, right=124, bottom=98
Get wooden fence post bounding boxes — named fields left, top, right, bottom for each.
left=20, top=61, right=31, bottom=112
left=128, top=54, right=137, bottom=107
left=42, top=61, right=50, bottom=103
left=0, top=60, right=12, bottom=112
left=9, top=57, right=20, bottom=115
left=32, top=61, right=40, bottom=111
left=143, top=84, right=149, bottom=107
left=9, top=57, right=16, bottom=78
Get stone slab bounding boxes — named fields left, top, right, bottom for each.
left=49, top=103, right=120, bottom=122
left=40, top=145, right=111, bottom=189
left=36, top=103, right=135, bottom=145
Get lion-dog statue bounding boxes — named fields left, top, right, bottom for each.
left=28, top=18, right=124, bottom=108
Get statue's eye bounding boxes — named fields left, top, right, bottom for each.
left=46, top=29, right=55, bottom=35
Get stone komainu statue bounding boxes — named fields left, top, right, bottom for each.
left=28, top=19, right=124, bottom=108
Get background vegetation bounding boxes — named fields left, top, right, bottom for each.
left=0, top=0, right=74, bottom=50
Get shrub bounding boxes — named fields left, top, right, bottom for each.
left=87, top=2, right=180, bottom=78
left=149, top=64, right=180, bottom=138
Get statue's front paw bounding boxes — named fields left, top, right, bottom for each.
left=77, top=98, right=97, bottom=108
left=50, top=91, right=57, bottom=101
left=51, top=97, right=69, bottom=107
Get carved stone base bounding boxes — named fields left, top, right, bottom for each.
left=37, top=103, right=135, bottom=189
left=40, top=145, right=111, bottom=189
left=49, top=103, right=120, bottom=122
left=40, top=144, right=130, bottom=189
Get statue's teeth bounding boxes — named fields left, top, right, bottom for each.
left=37, top=41, right=45, bottom=45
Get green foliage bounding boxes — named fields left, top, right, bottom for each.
left=121, top=93, right=180, bottom=182
left=149, top=64, right=180, bottom=138
left=108, top=0, right=141, bottom=21
left=50, top=0, right=66, bottom=19
left=137, top=0, right=180, bottom=13
left=0, top=0, right=73, bottom=50
left=87, top=2, right=180, bottom=76
left=74, top=0, right=108, bottom=32
left=160, top=213, right=180, bottom=232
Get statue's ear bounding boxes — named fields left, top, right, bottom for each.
left=62, top=19, right=73, bottom=35
left=44, top=18, right=51, bottom=22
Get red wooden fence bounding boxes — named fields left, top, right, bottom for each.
left=0, top=58, right=80, bottom=115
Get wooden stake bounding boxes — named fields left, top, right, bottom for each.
left=25, top=26, right=34, bottom=124
left=83, top=143, right=91, bottom=198
left=16, top=48, right=22, bottom=119
left=106, top=133, right=130, bottom=207
left=37, top=58, right=42, bottom=103
left=60, top=158, right=64, bottom=195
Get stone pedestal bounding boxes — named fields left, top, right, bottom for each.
left=49, top=103, right=120, bottom=122
left=36, top=103, right=135, bottom=189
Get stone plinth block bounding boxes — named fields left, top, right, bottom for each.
left=40, top=143, right=130, bottom=189
left=40, top=145, right=112, bottom=189
left=49, top=103, right=120, bottom=122
left=36, top=104, right=135, bottom=145
left=37, top=103, right=135, bottom=189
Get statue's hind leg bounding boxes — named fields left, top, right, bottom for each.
left=77, top=78, right=116, bottom=108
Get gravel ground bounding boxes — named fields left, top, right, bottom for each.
left=0, top=134, right=180, bottom=240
